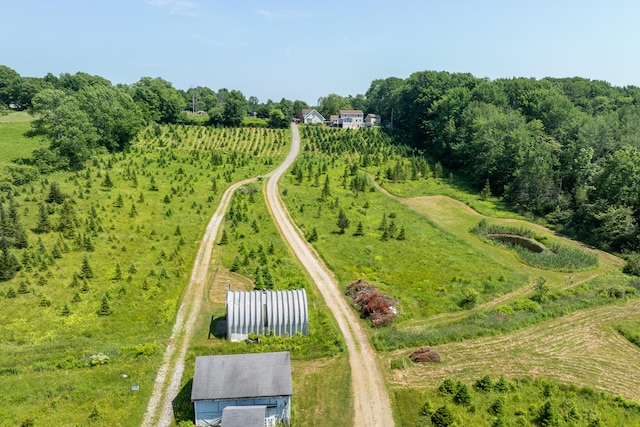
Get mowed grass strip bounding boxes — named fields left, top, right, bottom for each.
left=387, top=298, right=640, bottom=401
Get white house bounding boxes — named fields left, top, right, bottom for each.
left=365, top=113, right=381, bottom=129
left=191, top=352, right=293, bottom=426
left=338, top=109, right=364, bottom=129
left=329, top=114, right=340, bottom=127
left=300, top=109, right=324, bottom=124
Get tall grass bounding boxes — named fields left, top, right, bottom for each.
left=472, top=220, right=598, bottom=271
left=374, top=271, right=635, bottom=350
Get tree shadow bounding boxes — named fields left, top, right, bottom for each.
left=172, top=379, right=194, bottom=424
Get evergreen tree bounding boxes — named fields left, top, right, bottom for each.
left=431, top=406, right=454, bottom=427
left=102, top=172, right=113, bottom=188
left=336, top=209, right=350, bottom=234
left=387, top=220, right=397, bottom=238
left=453, top=382, right=472, bottom=406
left=72, top=291, right=82, bottom=304
left=354, top=221, right=364, bottom=236
left=5, top=287, right=16, bottom=298
left=307, top=227, right=318, bottom=242
left=321, top=175, right=331, bottom=200
left=378, top=213, right=387, bottom=231
left=57, top=199, right=77, bottom=238
left=536, top=400, right=558, bottom=427
left=46, top=182, right=65, bottom=204
left=129, top=202, right=137, bottom=217
left=230, top=256, right=240, bottom=272
left=34, top=202, right=52, bottom=233
left=18, top=281, right=29, bottom=294
left=61, top=303, right=71, bottom=316
left=97, top=294, right=112, bottom=316
left=113, top=261, right=122, bottom=280
left=488, top=397, right=504, bottom=416
left=0, top=248, right=21, bottom=281
left=397, top=226, right=406, bottom=240
left=219, top=229, right=229, bottom=245
left=80, top=255, right=93, bottom=279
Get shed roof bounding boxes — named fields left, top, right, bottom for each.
left=221, top=406, right=266, bottom=427
left=191, top=352, right=292, bottom=401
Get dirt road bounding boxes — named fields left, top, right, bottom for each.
left=264, top=125, right=394, bottom=426
left=142, top=177, right=258, bottom=427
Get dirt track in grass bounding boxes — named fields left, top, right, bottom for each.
left=264, top=124, right=394, bottom=426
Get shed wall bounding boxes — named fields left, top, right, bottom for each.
left=194, top=396, right=291, bottom=426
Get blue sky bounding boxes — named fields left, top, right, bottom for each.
left=4, top=0, right=640, bottom=105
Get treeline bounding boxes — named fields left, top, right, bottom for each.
left=0, top=65, right=307, bottom=170
left=355, top=72, right=640, bottom=254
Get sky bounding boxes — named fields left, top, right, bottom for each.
left=3, top=0, right=640, bottom=106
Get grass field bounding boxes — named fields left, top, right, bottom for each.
left=0, top=112, right=42, bottom=180
left=0, top=123, right=304, bottom=425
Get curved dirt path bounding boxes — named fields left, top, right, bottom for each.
left=142, top=176, right=258, bottom=427
left=264, top=125, right=394, bottom=427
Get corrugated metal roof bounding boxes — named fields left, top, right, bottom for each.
left=221, top=406, right=266, bottom=427
left=191, top=352, right=292, bottom=401
left=226, top=289, right=309, bottom=340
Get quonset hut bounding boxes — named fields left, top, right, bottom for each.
left=226, top=289, right=308, bottom=342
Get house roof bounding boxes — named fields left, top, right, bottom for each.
left=191, top=352, right=292, bottom=401
left=301, top=109, right=325, bottom=120
left=339, top=109, right=364, bottom=115
left=221, top=406, right=266, bottom=427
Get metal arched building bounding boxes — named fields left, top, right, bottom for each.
left=226, top=289, right=309, bottom=342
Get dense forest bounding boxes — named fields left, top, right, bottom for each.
left=2, top=65, right=640, bottom=259
left=357, top=72, right=640, bottom=256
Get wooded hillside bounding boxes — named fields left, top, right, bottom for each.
left=364, top=72, right=640, bottom=254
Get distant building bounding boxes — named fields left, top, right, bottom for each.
left=299, top=109, right=325, bottom=124
left=329, top=114, right=340, bottom=127
left=226, top=289, right=309, bottom=342
left=191, top=352, right=293, bottom=426
left=365, top=113, right=381, bottom=129
left=338, top=109, right=364, bottom=129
